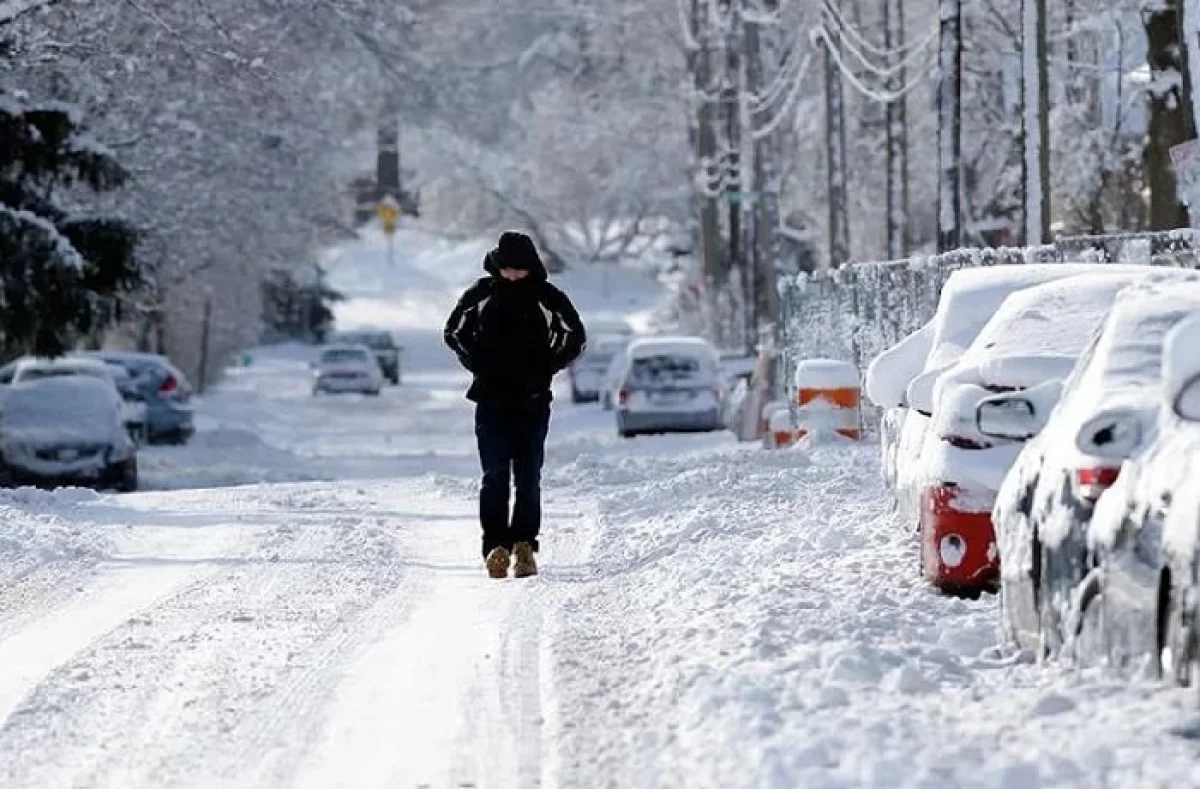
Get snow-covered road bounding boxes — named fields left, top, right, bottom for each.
left=1, top=224, right=1199, bottom=788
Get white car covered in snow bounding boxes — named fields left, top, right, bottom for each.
left=311, top=344, right=384, bottom=396
left=990, top=276, right=1200, bottom=658
left=1143, top=313, right=1200, bottom=686
left=867, top=264, right=1147, bottom=531
left=6, top=356, right=148, bottom=443
left=614, top=337, right=724, bottom=437
left=0, top=376, right=138, bottom=491
left=910, top=272, right=1151, bottom=596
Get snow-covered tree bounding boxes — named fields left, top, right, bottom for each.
left=0, top=95, right=139, bottom=357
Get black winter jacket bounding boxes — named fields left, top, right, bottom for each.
left=444, top=251, right=587, bottom=405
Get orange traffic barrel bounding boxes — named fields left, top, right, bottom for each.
left=793, top=359, right=861, bottom=440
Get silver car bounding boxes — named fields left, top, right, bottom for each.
left=615, top=337, right=724, bottom=438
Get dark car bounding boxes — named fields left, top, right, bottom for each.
left=331, top=330, right=401, bottom=385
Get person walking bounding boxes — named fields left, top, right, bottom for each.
left=444, top=231, right=586, bottom=579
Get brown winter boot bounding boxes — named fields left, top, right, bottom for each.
left=485, top=547, right=511, bottom=579
left=513, top=542, right=538, bottom=578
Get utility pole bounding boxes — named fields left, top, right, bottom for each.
left=1021, top=0, right=1051, bottom=245
left=690, top=0, right=728, bottom=339
left=823, top=0, right=851, bottom=266
left=723, top=0, right=747, bottom=345
left=936, top=0, right=962, bottom=252
left=884, top=0, right=910, bottom=259
left=746, top=0, right=782, bottom=337
left=197, top=290, right=213, bottom=395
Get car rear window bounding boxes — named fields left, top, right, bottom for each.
left=321, top=349, right=370, bottom=364
left=629, top=355, right=705, bottom=386
left=581, top=350, right=615, bottom=370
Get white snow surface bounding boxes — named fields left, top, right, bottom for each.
left=794, top=358, right=860, bottom=390
left=0, top=223, right=1199, bottom=787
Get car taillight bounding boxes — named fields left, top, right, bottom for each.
left=618, top=388, right=629, bottom=406
left=945, top=435, right=990, bottom=450
left=160, top=374, right=178, bottom=394
left=1073, top=466, right=1121, bottom=502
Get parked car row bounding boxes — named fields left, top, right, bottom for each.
left=868, top=264, right=1200, bottom=684
left=0, top=351, right=194, bottom=492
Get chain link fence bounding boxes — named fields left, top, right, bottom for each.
left=777, top=230, right=1200, bottom=383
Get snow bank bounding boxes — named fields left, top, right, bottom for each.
left=547, top=439, right=1200, bottom=788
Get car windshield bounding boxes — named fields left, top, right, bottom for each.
left=629, top=355, right=704, bottom=386
left=321, top=349, right=369, bottom=364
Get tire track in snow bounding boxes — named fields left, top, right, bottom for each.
left=0, top=494, right=400, bottom=788
left=0, top=522, right=250, bottom=734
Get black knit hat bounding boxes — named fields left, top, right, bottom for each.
left=495, top=231, right=541, bottom=271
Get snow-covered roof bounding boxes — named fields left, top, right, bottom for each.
left=14, top=356, right=115, bottom=382
left=924, top=264, right=1157, bottom=373
left=626, top=336, right=716, bottom=360
left=951, top=271, right=1157, bottom=387
left=866, top=264, right=1156, bottom=409
left=1074, top=276, right=1200, bottom=404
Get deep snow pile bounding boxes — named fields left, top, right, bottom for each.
left=545, top=437, right=1200, bottom=788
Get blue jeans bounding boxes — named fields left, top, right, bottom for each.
left=475, top=400, right=550, bottom=557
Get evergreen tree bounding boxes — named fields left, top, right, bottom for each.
left=0, top=93, right=140, bottom=357
left=260, top=265, right=344, bottom=344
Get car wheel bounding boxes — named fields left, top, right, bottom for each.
left=116, top=459, right=138, bottom=493
left=1068, top=566, right=1106, bottom=664
left=1038, top=542, right=1065, bottom=659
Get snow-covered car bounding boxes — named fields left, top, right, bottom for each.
left=9, top=356, right=148, bottom=444
left=615, top=337, right=724, bottom=437
left=991, top=276, right=1200, bottom=657
left=911, top=272, right=1147, bottom=596
left=330, top=329, right=401, bottom=385
left=73, top=351, right=195, bottom=445
left=867, top=264, right=1142, bottom=529
left=0, top=376, right=138, bottom=491
left=1148, top=314, right=1200, bottom=686
left=312, top=344, right=384, bottom=396
left=601, top=339, right=635, bottom=411
left=568, top=334, right=626, bottom=403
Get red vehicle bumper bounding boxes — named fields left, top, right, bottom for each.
left=919, top=483, right=1000, bottom=594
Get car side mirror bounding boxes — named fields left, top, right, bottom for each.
left=976, top=394, right=1038, bottom=441
left=1076, top=408, right=1143, bottom=459
left=906, top=369, right=939, bottom=417
left=1173, top=372, right=1200, bottom=422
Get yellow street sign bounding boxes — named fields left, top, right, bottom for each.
left=376, top=196, right=401, bottom=235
